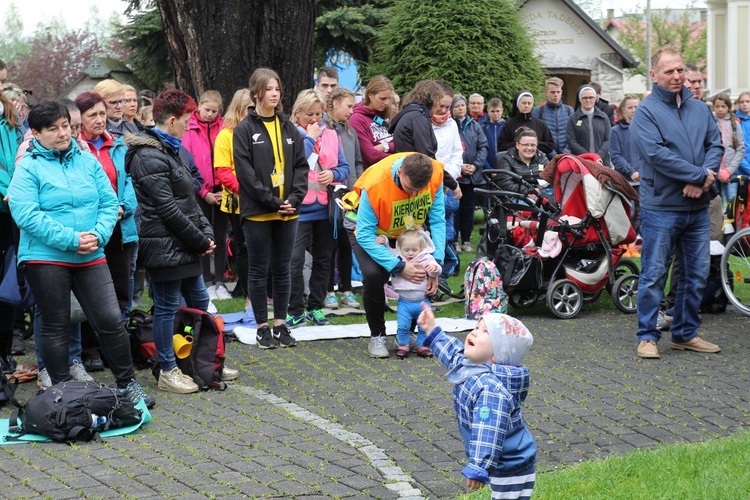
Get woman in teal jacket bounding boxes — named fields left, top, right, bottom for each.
left=8, top=101, right=154, bottom=408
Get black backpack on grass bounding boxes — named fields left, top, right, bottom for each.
left=9, top=381, right=142, bottom=442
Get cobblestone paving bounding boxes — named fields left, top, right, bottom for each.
left=2, top=307, right=748, bottom=499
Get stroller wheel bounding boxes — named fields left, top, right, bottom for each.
left=508, top=291, right=538, bottom=309
left=546, top=279, right=583, bottom=319
left=612, top=274, right=639, bottom=313
left=606, top=259, right=640, bottom=294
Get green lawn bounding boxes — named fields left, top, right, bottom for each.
left=460, top=430, right=750, bottom=499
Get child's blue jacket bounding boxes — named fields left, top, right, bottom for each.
left=425, top=327, right=537, bottom=483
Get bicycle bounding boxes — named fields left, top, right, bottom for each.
left=720, top=225, right=750, bottom=316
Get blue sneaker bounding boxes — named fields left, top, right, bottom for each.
left=285, top=314, right=307, bottom=329
left=325, top=292, right=339, bottom=310
left=307, top=309, right=330, bottom=326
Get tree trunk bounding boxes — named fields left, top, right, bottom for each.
left=155, top=0, right=315, bottom=111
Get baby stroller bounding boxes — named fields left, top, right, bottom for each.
left=477, top=153, right=640, bottom=318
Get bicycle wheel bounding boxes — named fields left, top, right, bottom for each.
left=720, top=226, right=750, bottom=316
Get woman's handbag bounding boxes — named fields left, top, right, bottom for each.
left=0, top=244, right=35, bottom=309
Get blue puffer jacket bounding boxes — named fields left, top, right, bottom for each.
left=8, top=138, right=119, bottom=264
left=630, top=84, right=723, bottom=211
left=532, top=102, right=573, bottom=156
left=736, top=109, right=750, bottom=175
left=103, top=134, right=138, bottom=243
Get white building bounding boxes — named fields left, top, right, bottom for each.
left=520, top=0, right=638, bottom=107
left=707, top=0, right=750, bottom=99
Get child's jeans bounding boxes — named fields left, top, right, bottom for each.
left=396, top=297, right=428, bottom=346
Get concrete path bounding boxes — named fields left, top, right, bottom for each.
left=2, top=307, right=749, bottom=499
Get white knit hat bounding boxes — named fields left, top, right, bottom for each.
left=483, top=313, right=533, bottom=366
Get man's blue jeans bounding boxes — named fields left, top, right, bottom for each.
left=150, top=275, right=209, bottom=372
left=637, top=207, right=710, bottom=343
left=24, top=263, right=136, bottom=386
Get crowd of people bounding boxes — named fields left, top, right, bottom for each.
left=1, top=47, right=747, bottom=497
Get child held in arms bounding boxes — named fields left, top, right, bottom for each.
left=418, top=304, right=537, bottom=499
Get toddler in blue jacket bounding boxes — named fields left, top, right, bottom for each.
left=418, top=304, right=536, bottom=499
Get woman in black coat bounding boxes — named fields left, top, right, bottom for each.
left=495, top=127, right=549, bottom=195
left=126, top=89, right=236, bottom=394
left=497, top=90, right=555, bottom=156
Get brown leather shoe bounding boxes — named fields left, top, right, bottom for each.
left=637, top=340, right=660, bottom=359
left=670, top=336, right=721, bottom=353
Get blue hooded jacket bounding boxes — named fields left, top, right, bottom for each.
left=8, top=138, right=118, bottom=264
left=629, top=83, right=723, bottom=211
left=425, top=327, right=537, bottom=482
left=97, top=133, right=138, bottom=243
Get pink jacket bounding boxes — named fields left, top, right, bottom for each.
left=181, top=110, right=224, bottom=198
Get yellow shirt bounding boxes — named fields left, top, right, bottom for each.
left=213, top=128, right=239, bottom=214
left=247, top=116, right=296, bottom=222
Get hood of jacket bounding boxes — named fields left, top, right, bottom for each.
left=352, top=101, right=385, bottom=120
left=388, top=104, right=427, bottom=133
left=395, top=228, right=436, bottom=256
left=187, top=109, right=224, bottom=134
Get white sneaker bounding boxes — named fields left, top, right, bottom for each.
left=215, top=283, right=232, bottom=300
left=158, top=367, right=199, bottom=393
left=206, top=285, right=218, bottom=301
left=69, top=360, right=94, bottom=382
left=207, top=300, right=218, bottom=314
left=37, top=367, right=52, bottom=389
left=221, top=366, right=239, bottom=381
left=368, top=336, right=390, bottom=358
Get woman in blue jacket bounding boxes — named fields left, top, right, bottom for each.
left=610, top=94, right=641, bottom=239
left=8, top=101, right=153, bottom=408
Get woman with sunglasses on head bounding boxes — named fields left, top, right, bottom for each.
left=94, top=79, right=139, bottom=139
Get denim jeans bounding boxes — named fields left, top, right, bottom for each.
left=289, top=218, right=335, bottom=315
left=243, top=218, right=298, bottom=324
left=721, top=176, right=738, bottom=206
left=637, top=208, right=710, bottom=343
left=150, top=274, right=209, bottom=372
left=396, top=297, right=428, bottom=346
left=127, top=242, right=139, bottom=315
left=33, top=307, right=82, bottom=371
left=24, top=263, right=136, bottom=386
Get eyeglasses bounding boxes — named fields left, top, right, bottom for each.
left=106, top=99, right=124, bottom=107
left=70, top=124, right=82, bottom=133
left=580, top=96, right=596, bottom=101
left=517, top=143, right=537, bottom=148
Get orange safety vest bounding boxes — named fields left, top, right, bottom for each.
left=353, top=152, right=444, bottom=239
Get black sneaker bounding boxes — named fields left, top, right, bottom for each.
left=11, top=331, right=26, bottom=355
left=119, top=379, right=156, bottom=409
left=256, top=325, right=278, bottom=349
left=272, top=324, right=297, bottom=348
